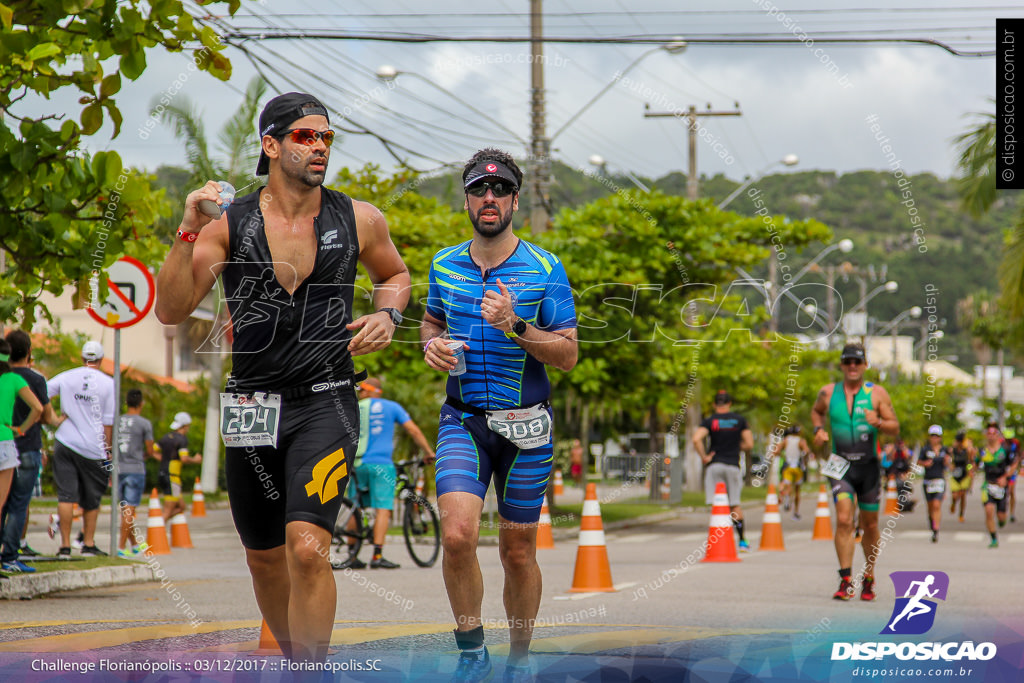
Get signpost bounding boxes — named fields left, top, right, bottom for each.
left=87, top=256, right=155, bottom=556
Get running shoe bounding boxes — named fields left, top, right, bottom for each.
left=332, top=556, right=366, bottom=571
left=931, top=530, right=938, bottom=543
left=861, top=576, right=877, bottom=602
left=738, top=539, right=750, bottom=552
left=19, top=543, right=42, bottom=558
left=57, top=547, right=72, bottom=560
left=72, top=532, right=84, bottom=550
left=502, top=664, right=532, bottom=683
left=792, top=513, right=801, bottom=521
left=959, top=515, right=965, bottom=523
left=133, top=543, right=150, bottom=555
left=1, top=560, right=37, bottom=573
left=117, top=548, right=136, bottom=559
left=47, top=513, right=58, bottom=539
left=80, top=545, right=108, bottom=557
left=370, top=556, right=400, bottom=569
left=988, top=538, right=999, bottom=549
left=453, top=647, right=491, bottom=683
left=833, top=578, right=855, bottom=601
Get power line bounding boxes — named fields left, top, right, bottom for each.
left=216, top=31, right=997, bottom=57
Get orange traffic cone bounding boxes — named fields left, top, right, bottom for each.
left=702, top=482, right=740, bottom=562
left=759, top=484, right=786, bottom=551
left=883, top=478, right=900, bottom=516
left=191, top=477, right=206, bottom=517
left=554, top=469, right=564, bottom=495
left=812, top=484, right=834, bottom=540
left=169, top=513, right=194, bottom=548
left=252, top=619, right=283, bottom=655
left=145, top=489, right=171, bottom=555
left=569, top=483, right=615, bottom=592
left=537, top=495, right=555, bottom=549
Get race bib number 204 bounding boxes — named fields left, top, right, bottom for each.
left=219, top=393, right=282, bottom=447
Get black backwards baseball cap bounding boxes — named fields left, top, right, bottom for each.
left=713, top=390, right=732, bottom=404
left=463, top=160, right=520, bottom=191
left=256, top=92, right=330, bottom=176
left=840, top=343, right=867, bottom=362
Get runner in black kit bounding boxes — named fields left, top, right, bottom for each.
left=155, top=92, right=411, bottom=662
left=919, top=425, right=950, bottom=543
left=948, top=430, right=976, bottom=523
left=811, top=343, right=899, bottom=601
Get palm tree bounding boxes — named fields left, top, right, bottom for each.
left=955, top=103, right=1024, bottom=319
left=153, top=76, right=268, bottom=493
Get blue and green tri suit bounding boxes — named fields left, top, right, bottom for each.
left=426, top=238, right=576, bottom=522
left=827, top=382, right=881, bottom=511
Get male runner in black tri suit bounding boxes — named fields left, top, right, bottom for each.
left=156, top=93, right=410, bottom=662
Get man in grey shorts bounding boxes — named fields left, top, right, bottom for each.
left=693, top=390, right=754, bottom=551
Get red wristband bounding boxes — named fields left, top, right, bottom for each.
left=177, top=228, right=200, bottom=243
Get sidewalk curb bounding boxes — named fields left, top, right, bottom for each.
left=0, top=563, right=156, bottom=600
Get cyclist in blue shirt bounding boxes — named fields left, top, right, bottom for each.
left=420, top=149, right=577, bottom=683
left=335, top=378, right=435, bottom=570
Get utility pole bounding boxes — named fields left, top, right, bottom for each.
left=529, top=0, right=550, bottom=233
left=644, top=103, right=741, bottom=200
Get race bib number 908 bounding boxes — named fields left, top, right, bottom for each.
left=485, top=403, right=552, bottom=450
left=219, top=393, right=282, bottom=447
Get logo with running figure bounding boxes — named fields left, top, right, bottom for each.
left=881, top=571, right=949, bottom=635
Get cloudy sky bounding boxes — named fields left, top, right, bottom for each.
left=24, top=1, right=1011, bottom=185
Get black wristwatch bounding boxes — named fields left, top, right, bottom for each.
left=505, top=317, right=528, bottom=338
left=378, top=307, right=403, bottom=326
left=813, top=426, right=823, bottom=435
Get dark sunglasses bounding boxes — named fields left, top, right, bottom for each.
left=276, top=128, right=336, bottom=146
left=841, top=358, right=864, bottom=366
left=466, top=181, right=516, bottom=198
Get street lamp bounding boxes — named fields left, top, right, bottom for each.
left=588, top=154, right=651, bottom=192
left=550, top=38, right=686, bottom=143
left=787, top=238, right=855, bottom=290
left=877, top=306, right=922, bottom=377
left=375, top=65, right=529, bottom=147
left=849, top=280, right=898, bottom=314
left=717, top=154, right=799, bottom=210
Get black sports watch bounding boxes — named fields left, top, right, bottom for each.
left=505, top=317, right=528, bottom=338
left=378, top=307, right=403, bottom=326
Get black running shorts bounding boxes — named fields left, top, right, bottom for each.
left=830, top=460, right=882, bottom=512
left=53, top=441, right=110, bottom=511
left=225, top=391, right=358, bottom=550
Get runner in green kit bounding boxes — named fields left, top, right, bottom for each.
left=978, top=421, right=1017, bottom=548
left=811, top=343, right=899, bottom=602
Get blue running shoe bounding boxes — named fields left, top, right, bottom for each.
left=738, top=539, right=750, bottom=552
left=1, top=560, right=36, bottom=573
left=453, top=646, right=492, bottom=683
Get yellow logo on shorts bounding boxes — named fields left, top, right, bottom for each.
left=305, top=447, right=348, bottom=504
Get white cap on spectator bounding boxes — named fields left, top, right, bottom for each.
left=170, top=412, right=192, bottom=430
left=81, top=340, right=104, bottom=361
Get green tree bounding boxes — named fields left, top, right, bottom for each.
left=0, top=0, right=235, bottom=324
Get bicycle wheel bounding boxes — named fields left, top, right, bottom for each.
left=403, top=494, right=440, bottom=568
left=332, top=497, right=365, bottom=561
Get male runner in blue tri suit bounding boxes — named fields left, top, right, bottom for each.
left=420, top=149, right=577, bottom=683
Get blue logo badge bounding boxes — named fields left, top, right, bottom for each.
left=881, top=571, right=949, bottom=635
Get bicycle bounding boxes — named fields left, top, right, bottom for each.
left=332, top=457, right=441, bottom=568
